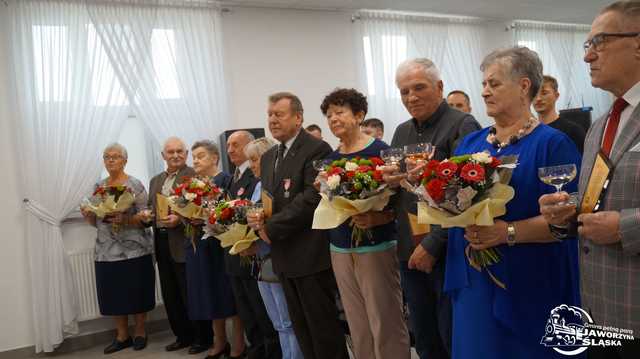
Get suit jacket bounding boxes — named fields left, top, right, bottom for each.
left=148, top=166, right=196, bottom=263
left=578, top=103, right=640, bottom=333
left=224, top=167, right=259, bottom=277
left=260, top=129, right=333, bottom=278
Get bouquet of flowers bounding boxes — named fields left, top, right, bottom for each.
left=167, top=177, right=222, bottom=245
left=82, top=185, right=136, bottom=233
left=312, top=156, right=394, bottom=246
left=414, top=151, right=517, bottom=286
left=207, top=198, right=259, bottom=255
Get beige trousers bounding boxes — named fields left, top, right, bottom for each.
left=331, top=247, right=411, bottom=359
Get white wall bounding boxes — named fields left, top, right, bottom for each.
left=0, top=6, right=515, bottom=353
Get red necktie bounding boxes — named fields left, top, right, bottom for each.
left=602, top=98, right=629, bottom=157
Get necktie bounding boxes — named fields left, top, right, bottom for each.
left=233, top=167, right=241, bottom=183
left=602, top=98, right=629, bottom=157
left=275, top=143, right=286, bottom=172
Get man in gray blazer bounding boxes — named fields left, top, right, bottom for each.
left=540, top=2, right=640, bottom=357
left=147, top=137, right=210, bottom=354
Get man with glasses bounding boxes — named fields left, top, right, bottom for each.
left=539, top=2, right=640, bottom=358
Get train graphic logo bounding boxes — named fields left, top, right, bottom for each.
left=540, top=304, right=593, bottom=356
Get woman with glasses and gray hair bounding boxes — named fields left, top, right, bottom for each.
left=242, top=136, right=304, bottom=359
left=442, top=47, right=583, bottom=358
left=80, top=143, right=155, bottom=354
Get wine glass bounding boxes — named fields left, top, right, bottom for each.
left=380, top=148, right=405, bottom=167
left=538, top=164, right=577, bottom=193
left=246, top=203, right=264, bottom=230
left=312, top=159, right=332, bottom=172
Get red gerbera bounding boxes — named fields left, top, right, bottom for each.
left=460, top=163, right=486, bottom=183
left=221, top=207, right=234, bottom=221
left=490, top=157, right=501, bottom=168
left=425, top=178, right=447, bottom=202
left=436, top=161, right=458, bottom=180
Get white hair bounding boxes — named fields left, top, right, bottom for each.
left=244, top=137, right=277, bottom=158
left=396, top=58, right=442, bottom=85
left=103, top=142, right=128, bottom=159
left=162, top=136, right=186, bottom=153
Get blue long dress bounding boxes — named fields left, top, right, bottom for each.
left=186, top=172, right=237, bottom=320
left=444, top=124, right=584, bottom=359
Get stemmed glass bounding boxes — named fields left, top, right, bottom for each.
left=403, top=143, right=434, bottom=163
left=246, top=203, right=264, bottom=230
left=380, top=148, right=405, bottom=167
left=538, top=164, right=577, bottom=193
left=313, top=159, right=332, bottom=193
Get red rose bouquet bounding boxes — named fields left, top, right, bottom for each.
left=312, top=156, right=394, bottom=246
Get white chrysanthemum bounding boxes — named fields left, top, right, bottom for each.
left=184, top=192, right=197, bottom=201
left=471, top=151, right=492, bottom=164
left=327, top=175, right=341, bottom=190
left=344, top=161, right=359, bottom=171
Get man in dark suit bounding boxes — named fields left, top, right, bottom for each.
left=147, top=136, right=211, bottom=354
left=225, top=130, right=279, bottom=359
left=248, top=92, right=348, bottom=359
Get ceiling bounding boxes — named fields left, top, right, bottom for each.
left=220, top=0, right=611, bottom=24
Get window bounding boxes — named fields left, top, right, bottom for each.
left=151, top=29, right=181, bottom=100
left=517, top=40, right=537, bottom=51
left=87, top=25, right=128, bottom=106
left=363, top=35, right=407, bottom=99
left=32, top=25, right=72, bottom=102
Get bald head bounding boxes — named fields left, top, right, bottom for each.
left=162, top=136, right=188, bottom=173
left=227, top=130, right=254, bottom=166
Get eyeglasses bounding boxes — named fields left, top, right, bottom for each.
left=583, top=32, right=640, bottom=53
left=103, top=155, right=123, bottom=161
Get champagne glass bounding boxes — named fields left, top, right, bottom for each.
left=380, top=148, right=405, bottom=167
left=404, top=143, right=434, bottom=162
left=538, top=164, right=577, bottom=193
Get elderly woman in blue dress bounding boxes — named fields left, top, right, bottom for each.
left=443, top=47, right=584, bottom=358
left=80, top=143, right=155, bottom=354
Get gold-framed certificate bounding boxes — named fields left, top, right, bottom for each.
left=580, top=150, right=613, bottom=214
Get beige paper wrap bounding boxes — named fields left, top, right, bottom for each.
left=214, top=223, right=259, bottom=255
left=312, top=189, right=393, bottom=230
left=84, top=192, right=135, bottom=218
left=167, top=197, right=209, bottom=220
left=417, top=183, right=514, bottom=228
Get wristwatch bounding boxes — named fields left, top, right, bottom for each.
left=506, top=222, right=516, bottom=246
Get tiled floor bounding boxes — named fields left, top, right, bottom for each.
left=49, top=330, right=420, bottom=358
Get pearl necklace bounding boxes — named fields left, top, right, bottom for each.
left=487, top=117, right=537, bottom=152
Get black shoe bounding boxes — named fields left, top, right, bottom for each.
left=166, top=340, right=192, bottom=352
left=230, top=346, right=247, bottom=359
left=206, top=343, right=231, bottom=359
left=133, top=336, right=148, bottom=351
left=189, top=343, right=209, bottom=355
left=103, top=337, right=132, bottom=354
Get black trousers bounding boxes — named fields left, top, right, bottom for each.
left=155, top=230, right=212, bottom=346
left=280, top=270, right=349, bottom=359
left=229, top=275, right=280, bottom=358
left=588, top=338, right=640, bottom=359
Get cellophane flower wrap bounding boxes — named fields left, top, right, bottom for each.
left=207, top=198, right=258, bottom=255
left=312, top=156, right=393, bottom=246
left=84, top=185, right=136, bottom=218
left=415, top=152, right=518, bottom=277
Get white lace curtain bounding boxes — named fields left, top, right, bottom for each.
left=353, top=11, right=490, bottom=138
left=6, top=0, right=230, bottom=352
left=513, top=21, right=612, bottom=119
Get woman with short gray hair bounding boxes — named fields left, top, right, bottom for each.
left=80, top=143, right=155, bottom=354
left=443, top=47, right=583, bottom=358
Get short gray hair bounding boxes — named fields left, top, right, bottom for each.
left=396, top=58, right=442, bottom=84
left=600, top=1, right=640, bottom=30
left=103, top=142, right=128, bottom=159
left=244, top=137, right=277, bottom=159
left=232, top=130, right=256, bottom=143
left=480, top=47, right=543, bottom=102
left=191, top=140, right=220, bottom=163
